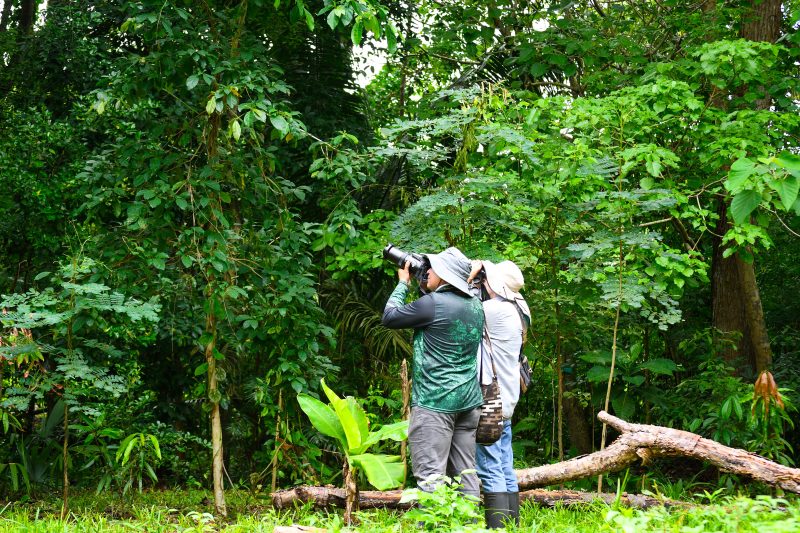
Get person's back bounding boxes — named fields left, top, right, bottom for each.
left=409, top=286, right=483, bottom=413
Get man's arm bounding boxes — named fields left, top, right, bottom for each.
left=382, top=282, right=435, bottom=329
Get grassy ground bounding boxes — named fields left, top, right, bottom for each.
left=1, top=489, right=799, bottom=532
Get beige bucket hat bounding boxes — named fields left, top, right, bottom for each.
left=484, top=260, right=531, bottom=320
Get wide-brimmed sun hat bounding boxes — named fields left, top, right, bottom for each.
left=484, top=260, right=531, bottom=320
left=424, top=247, right=473, bottom=295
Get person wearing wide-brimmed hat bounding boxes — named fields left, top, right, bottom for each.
left=468, top=259, right=531, bottom=528
left=382, top=247, right=484, bottom=499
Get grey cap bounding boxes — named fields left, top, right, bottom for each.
left=424, top=247, right=473, bottom=295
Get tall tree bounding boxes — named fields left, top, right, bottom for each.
left=712, top=0, right=784, bottom=375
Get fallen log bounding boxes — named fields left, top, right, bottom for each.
left=516, top=411, right=800, bottom=494
left=272, top=486, right=409, bottom=510
left=271, top=411, right=800, bottom=511
left=270, top=486, right=684, bottom=511
left=521, top=489, right=687, bottom=509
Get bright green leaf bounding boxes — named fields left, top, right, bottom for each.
left=349, top=454, right=405, bottom=490
left=637, top=358, right=678, bottom=375
left=730, top=190, right=762, bottom=224
left=768, top=176, right=800, bottom=211
left=351, top=21, right=364, bottom=46
left=775, top=152, right=800, bottom=172
left=726, top=157, right=755, bottom=191
left=297, top=394, right=347, bottom=447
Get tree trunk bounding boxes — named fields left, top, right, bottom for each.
left=399, top=359, right=410, bottom=467
left=60, top=402, right=69, bottom=520
left=741, top=0, right=782, bottom=44
left=738, top=258, right=772, bottom=372
left=19, top=0, right=36, bottom=34
left=343, top=461, right=359, bottom=525
left=562, top=387, right=594, bottom=455
left=711, top=201, right=752, bottom=371
left=204, top=298, right=227, bottom=517
left=0, top=0, right=12, bottom=32
left=710, top=0, right=781, bottom=375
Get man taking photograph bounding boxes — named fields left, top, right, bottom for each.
left=382, top=247, right=484, bottom=499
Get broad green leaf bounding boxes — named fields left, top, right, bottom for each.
left=726, top=157, right=755, bottom=191
left=586, top=365, right=612, bottom=383
left=297, top=394, right=347, bottom=447
left=270, top=115, right=289, bottom=135
left=186, top=75, right=199, bottom=90
left=356, top=420, right=409, bottom=453
left=730, top=190, right=762, bottom=224
left=623, top=375, right=646, bottom=386
left=349, top=454, right=406, bottom=490
left=320, top=380, right=367, bottom=451
left=326, top=10, right=338, bottom=30
left=304, top=8, right=314, bottom=30
left=775, top=152, right=800, bottom=172
left=333, top=396, right=369, bottom=453
left=637, top=358, right=678, bottom=375
left=639, top=177, right=655, bottom=190
left=320, top=378, right=342, bottom=405
left=205, top=97, right=216, bottom=115
left=611, top=393, right=635, bottom=421
left=579, top=351, right=612, bottom=364
left=768, top=176, right=800, bottom=211
left=529, top=63, right=547, bottom=77
left=645, top=158, right=662, bottom=177
left=351, top=21, right=364, bottom=46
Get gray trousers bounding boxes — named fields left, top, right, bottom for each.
left=408, top=406, right=481, bottom=498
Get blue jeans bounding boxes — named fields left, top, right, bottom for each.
left=476, top=420, right=518, bottom=492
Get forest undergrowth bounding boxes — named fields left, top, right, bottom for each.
left=1, top=488, right=799, bottom=532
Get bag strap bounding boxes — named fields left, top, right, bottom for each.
left=479, top=312, right=498, bottom=381
left=510, top=299, right=529, bottom=344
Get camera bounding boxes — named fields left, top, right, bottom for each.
left=383, top=244, right=430, bottom=288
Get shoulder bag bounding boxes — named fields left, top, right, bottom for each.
left=476, top=328, right=504, bottom=445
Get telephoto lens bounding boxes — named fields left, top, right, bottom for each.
left=382, top=243, right=430, bottom=292
left=382, top=244, right=424, bottom=275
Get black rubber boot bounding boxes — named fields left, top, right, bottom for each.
left=483, top=492, right=511, bottom=529
left=507, top=491, right=520, bottom=526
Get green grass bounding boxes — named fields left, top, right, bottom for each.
left=1, top=490, right=799, bottom=532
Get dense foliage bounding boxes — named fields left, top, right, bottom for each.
left=1, top=0, right=800, bottom=520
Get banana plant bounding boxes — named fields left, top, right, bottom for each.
left=298, top=379, right=408, bottom=524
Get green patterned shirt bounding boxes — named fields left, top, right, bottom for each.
left=383, top=282, right=484, bottom=413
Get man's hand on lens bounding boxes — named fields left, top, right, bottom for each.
left=398, top=261, right=412, bottom=285
left=467, top=259, right=483, bottom=284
